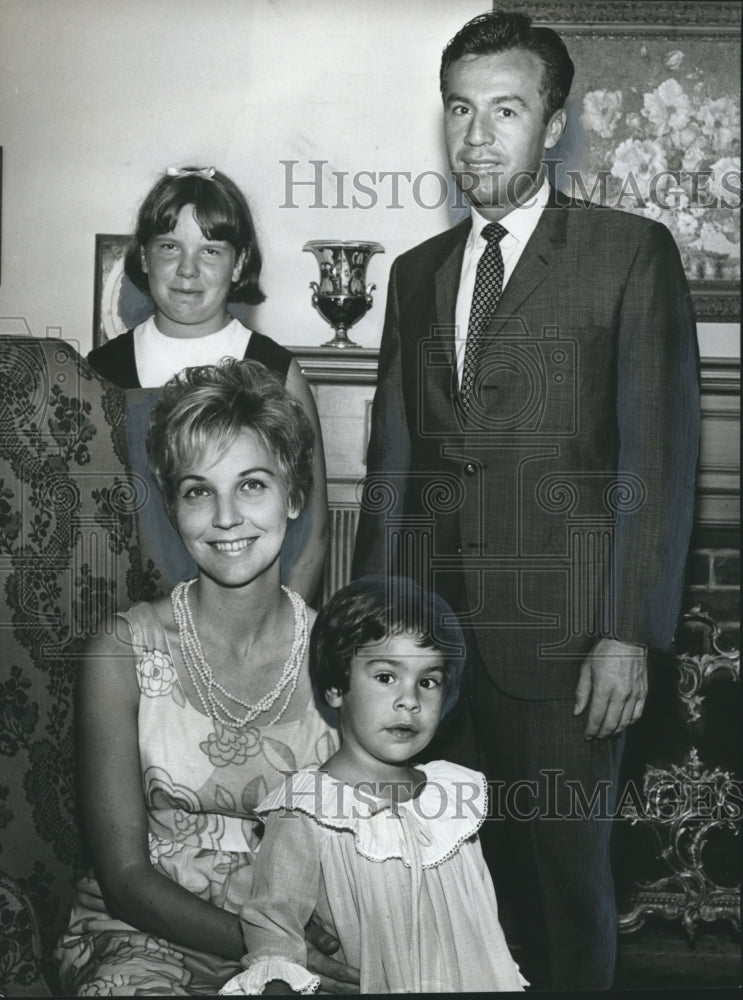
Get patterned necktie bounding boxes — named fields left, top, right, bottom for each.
left=460, top=221, right=508, bottom=409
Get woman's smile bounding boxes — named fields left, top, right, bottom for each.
left=173, top=427, right=298, bottom=586
left=209, top=537, right=257, bottom=554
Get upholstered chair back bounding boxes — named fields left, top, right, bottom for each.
left=0, top=337, right=162, bottom=993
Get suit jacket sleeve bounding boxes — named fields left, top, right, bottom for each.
left=612, top=220, right=700, bottom=649
left=351, top=257, right=411, bottom=579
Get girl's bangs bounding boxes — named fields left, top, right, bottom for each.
left=152, top=180, right=240, bottom=244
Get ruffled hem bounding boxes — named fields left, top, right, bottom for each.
left=218, top=957, right=320, bottom=995
left=256, top=761, right=488, bottom=869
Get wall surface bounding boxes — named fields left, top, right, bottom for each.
left=0, top=0, right=738, bottom=359
left=0, top=0, right=488, bottom=352
left=0, top=7, right=738, bottom=985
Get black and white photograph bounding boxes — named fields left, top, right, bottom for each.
left=0, top=1, right=739, bottom=995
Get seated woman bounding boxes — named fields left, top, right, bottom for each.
left=55, top=360, right=356, bottom=996
left=87, top=166, right=327, bottom=601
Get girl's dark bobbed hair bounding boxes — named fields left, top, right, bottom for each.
left=124, top=166, right=266, bottom=305
left=310, top=575, right=466, bottom=718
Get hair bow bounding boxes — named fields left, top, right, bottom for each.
left=166, top=166, right=216, bottom=179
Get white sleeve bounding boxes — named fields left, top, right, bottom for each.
left=219, top=811, right=322, bottom=996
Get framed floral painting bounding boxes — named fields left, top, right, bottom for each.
left=498, top=1, right=741, bottom=320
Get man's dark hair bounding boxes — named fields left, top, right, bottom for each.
left=310, top=576, right=466, bottom=718
left=440, top=10, right=574, bottom=121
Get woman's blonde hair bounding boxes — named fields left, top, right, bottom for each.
left=147, top=359, right=313, bottom=512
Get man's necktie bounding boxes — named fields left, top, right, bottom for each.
left=460, top=221, right=508, bottom=409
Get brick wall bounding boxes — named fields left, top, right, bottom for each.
left=685, top=525, right=740, bottom=650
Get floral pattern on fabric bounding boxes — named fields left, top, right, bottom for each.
left=55, top=600, right=339, bottom=995
left=0, top=338, right=164, bottom=994
left=136, top=650, right=177, bottom=698
left=200, top=723, right=263, bottom=768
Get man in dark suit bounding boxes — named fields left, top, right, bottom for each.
left=352, top=10, right=699, bottom=991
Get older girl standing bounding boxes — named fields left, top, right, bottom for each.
left=88, top=166, right=327, bottom=602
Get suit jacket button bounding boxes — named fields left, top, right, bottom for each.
left=464, top=462, right=477, bottom=476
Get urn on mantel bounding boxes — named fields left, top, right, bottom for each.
left=303, top=240, right=384, bottom=348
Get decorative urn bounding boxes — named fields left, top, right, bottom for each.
left=303, top=240, right=384, bottom=348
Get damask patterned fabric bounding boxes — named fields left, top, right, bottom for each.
left=0, top=338, right=162, bottom=994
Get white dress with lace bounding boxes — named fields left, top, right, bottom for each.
left=220, top=761, right=526, bottom=995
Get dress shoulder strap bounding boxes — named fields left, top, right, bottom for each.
left=243, top=329, right=293, bottom=381
left=116, top=601, right=170, bottom=656
left=86, top=329, right=140, bottom=388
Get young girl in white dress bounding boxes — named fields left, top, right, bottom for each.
left=220, top=576, right=526, bottom=995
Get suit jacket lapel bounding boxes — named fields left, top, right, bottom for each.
left=435, top=232, right=467, bottom=327
left=434, top=218, right=470, bottom=322
left=489, top=191, right=570, bottom=335
left=431, top=219, right=469, bottom=384
left=421, top=196, right=570, bottom=420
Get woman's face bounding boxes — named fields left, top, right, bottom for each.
left=141, top=203, right=243, bottom=338
left=172, top=427, right=298, bottom=588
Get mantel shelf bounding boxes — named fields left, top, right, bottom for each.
left=291, top=346, right=379, bottom=385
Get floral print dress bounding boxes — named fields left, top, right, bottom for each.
left=54, top=601, right=339, bottom=996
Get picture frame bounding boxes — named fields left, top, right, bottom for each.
left=92, top=233, right=153, bottom=347
left=499, top=0, right=741, bottom=321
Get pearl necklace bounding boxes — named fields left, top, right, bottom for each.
left=171, top=579, right=308, bottom=728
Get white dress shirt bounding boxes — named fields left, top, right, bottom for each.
left=454, top=178, right=550, bottom=384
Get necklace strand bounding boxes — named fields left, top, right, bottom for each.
left=171, top=579, right=308, bottom=728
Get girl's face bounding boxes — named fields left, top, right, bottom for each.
left=142, top=203, right=244, bottom=338
left=326, top=633, right=445, bottom=774
left=172, top=427, right=298, bottom=588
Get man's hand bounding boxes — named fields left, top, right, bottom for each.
left=573, top=637, right=648, bottom=740
left=305, top=916, right=360, bottom=994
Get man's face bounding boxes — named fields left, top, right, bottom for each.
left=443, top=48, right=566, bottom=220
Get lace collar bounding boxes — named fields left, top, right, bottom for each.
left=256, top=761, right=488, bottom=868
